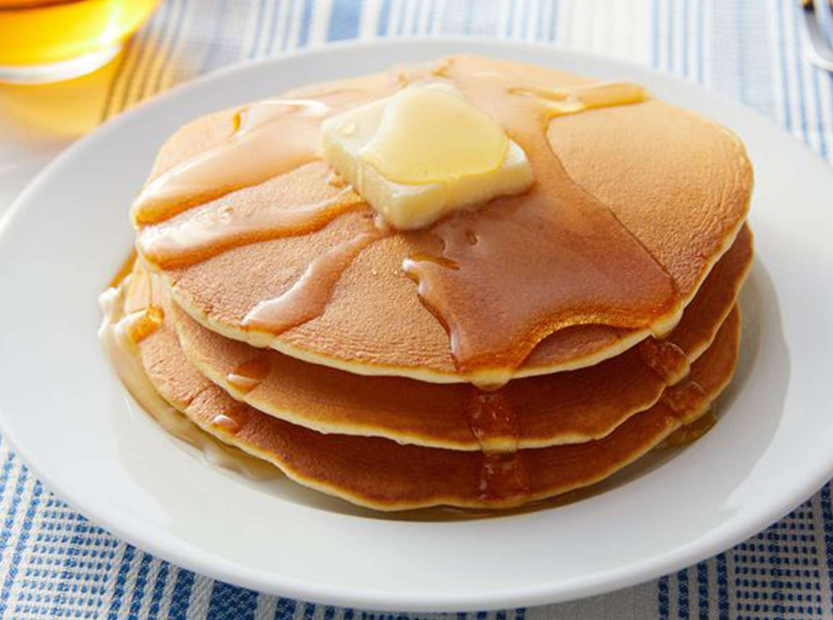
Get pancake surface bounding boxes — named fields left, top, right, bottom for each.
left=133, top=55, right=752, bottom=384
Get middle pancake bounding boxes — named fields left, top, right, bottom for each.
left=172, top=224, right=752, bottom=450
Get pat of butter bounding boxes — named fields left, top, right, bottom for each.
left=321, top=83, right=534, bottom=230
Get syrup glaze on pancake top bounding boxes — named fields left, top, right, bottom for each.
left=132, top=55, right=752, bottom=386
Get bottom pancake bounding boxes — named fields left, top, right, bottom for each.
left=109, top=269, right=742, bottom=511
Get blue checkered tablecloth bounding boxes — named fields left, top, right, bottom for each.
left=1, top=0, right=832, bottom=618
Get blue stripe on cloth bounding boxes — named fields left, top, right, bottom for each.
left=147, top=561, right=170, bottom=620
left=248, top=0, right=271, bottom=58
left=716, top=552, right=729, bottom=620
left=131, top=0, right=174, bottom=104
left=207, top=581, right=260, bottom=619
left=736, top=0, right=747, bottom=102
left=651, top=0, right=660, bottom=68
left=106, top=544, right=136, bottom=619
left=118, top=0, right=170, bottom=112
left=696, top=0, right=704, bottom=83
left=681, top=0, right=689, bottom=78
left=0, top=478, right=43, bottom=617
left=281, top=0, right=298, bottom=51
left=329, top=0, right=362, bottom=41
left=126, top=552, right=153, bottom=619
left=377, top=0, right=392, bottom=36
left=152, top=0, right=190, bottom=95
left=811, top=69, right=829, bottom=160
left=200, top=0, right=231, bottom=72
left=548, top=0, right=558, bottom=42
left=263, top=0, right=282, bottom=56
left=410, top=0, right=422, bottom=35
left=0, top=465, right=30, bottom=593
left=774, top=0, right=793, bottom=132
left=822, top=484, right=833, bottom=616
left=0, top=444, right=18, bottom=516
left=666, top=0, right=675, bottom=73
left=677, top=568, right=689, bottom=620
left=799, top=0, right=830, bottom=160
left=394, top=0, right=406, bottom=35
left=697, top=561, right=709, bottom=620
left=343, top=606, right=354, bottom=620
left=167, top=567, right=196, bottom=620
left=658, top=575, right=669, bottom=620
left=297, top=0, right=316, bottom=47
left=275, top=597, right=298, bottom=620
left=520, top=0, right=530, bottom=40
left=788, top=0, right=810, bottom=141
left=303, top=600, right=317, bottom=620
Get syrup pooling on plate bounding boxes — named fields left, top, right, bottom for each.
left=468, top=390, right=531, bottom=502
left=135, top=56, right=684, bottom=380
left=402, top=57, right=681, bottom=380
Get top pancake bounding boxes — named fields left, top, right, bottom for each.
left=134, top=55, right=752, bottom=384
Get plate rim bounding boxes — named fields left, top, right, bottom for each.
left=1, top=37, right=832, bottom=612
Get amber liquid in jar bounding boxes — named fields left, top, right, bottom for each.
left=0, top=0, right=160, bottom=83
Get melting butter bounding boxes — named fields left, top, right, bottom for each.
left=321, top=82, right=534, bottom=230
left=361, top=84, right=509, bottom=183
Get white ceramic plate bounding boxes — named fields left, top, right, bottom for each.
left=0, top=39, right=831, bottom=612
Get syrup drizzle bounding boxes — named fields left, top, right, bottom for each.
left=133, top=56, right=685, bottom=377
left=242, top=223, right=384, bottom=335
left=663, top=410, right=717, bottom=447
left=121, top=307, right=165, bottom=344
left=638, top=335, right=708, bottom=423
left=227, top=354, right=272, bottom=394
left=402, top=59, right=680, bottom=379
left=661, top=379, right=707, bottom=422
left=210, top=412, right=242, bottom=434
left=638, top=338, right=690, bottom=385
left=137, top=183, right=365, bottom=269
left=467, top=390, right=530, bottom=502
left=132, top=99, right=335, bottom=226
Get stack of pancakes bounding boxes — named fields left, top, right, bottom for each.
left=102, top=56, right=753, bottom=511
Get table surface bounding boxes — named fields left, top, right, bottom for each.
left=1, top=1, right=832, bottom=618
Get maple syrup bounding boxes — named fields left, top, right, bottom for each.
left=227, top=355, right=272, bottom=394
